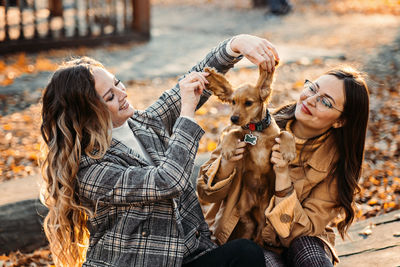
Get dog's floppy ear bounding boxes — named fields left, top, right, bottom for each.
left=204, top=67, right=233, bottom=103
left=255, top=65, right=276, bottom=102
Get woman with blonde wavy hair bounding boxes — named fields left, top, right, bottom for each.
left=40, top=34, right=280, bottom=266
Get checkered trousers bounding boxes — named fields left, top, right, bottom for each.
left=263, top=236, right=334, bottom=266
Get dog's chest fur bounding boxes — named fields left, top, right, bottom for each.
left=244, top=119, right=281, bottom=172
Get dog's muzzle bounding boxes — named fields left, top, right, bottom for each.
left=230, top=115, right=239, bottom=124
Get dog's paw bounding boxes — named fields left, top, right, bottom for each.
left=253, top=232, right=264, bottom=247
left=222, top=147, right=236, bottom=161
left=279, top=131, right=296, bottom=162
left=220, top=131, right=241, bottom=160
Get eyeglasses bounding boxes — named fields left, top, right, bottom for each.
left=302, top=80, right=343, bottom=113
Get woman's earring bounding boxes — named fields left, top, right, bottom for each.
left=333, top=120, right=345, bottom=128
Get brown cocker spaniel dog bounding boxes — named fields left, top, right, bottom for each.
left=204, top=66, right=296, bottom=245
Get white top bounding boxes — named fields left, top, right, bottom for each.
left=112, top=121, right=154, bottom=164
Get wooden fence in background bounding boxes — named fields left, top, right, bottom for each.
left=0, top=0, right=150, bottom=54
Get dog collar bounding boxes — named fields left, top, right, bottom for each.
left=242, top=110, right=271, bottom=132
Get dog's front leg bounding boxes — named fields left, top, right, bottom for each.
left=253, top=211, right=266, bottom=246
left=238, top=215, right=256, bottom=240
left=237, top=190, right=257, bottom=239
left=221, top=129, right=243, bottom=160
left=253, top=198, right=270, bottom=246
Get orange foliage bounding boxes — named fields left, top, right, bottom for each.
left=0, top=53, right=57, bottom=86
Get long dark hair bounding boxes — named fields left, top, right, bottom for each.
left=274, top=66, right=370, bottom=239
left=40, top=57, right=112, bottom=266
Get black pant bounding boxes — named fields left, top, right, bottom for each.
left=183, top=239, right=265, bottom=267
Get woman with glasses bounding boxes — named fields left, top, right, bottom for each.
left=197, top=67, right=370, bottom=266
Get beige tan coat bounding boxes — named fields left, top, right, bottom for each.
left=197, top=132, right=341, bottom=263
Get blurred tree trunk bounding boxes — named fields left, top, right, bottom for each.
left=48, top=0, right=63, bottom=17
left=132, top=0, right=150, bottom=36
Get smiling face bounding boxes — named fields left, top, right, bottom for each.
left=294, top=74, right=345, bottom=138
left=93, top=67, right=134, bottom=128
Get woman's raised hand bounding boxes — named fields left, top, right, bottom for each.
left=179, top=71, right=209, bottom=118
left=230, top=34, right=279, bottom=72
left=271, top=137, right=293, bottom=192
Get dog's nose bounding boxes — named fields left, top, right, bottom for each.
left=231, top=116, right=239, bottom=124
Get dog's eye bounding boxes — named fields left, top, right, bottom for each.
left=245, top=101, right=253, bottom=107
left=232, top=100, right=236, bottom=105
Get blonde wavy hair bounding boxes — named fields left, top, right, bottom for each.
left=40, top=57, right=112, bottom=266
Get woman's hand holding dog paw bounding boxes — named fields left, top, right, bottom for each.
left=230, top=34, right=279, bottom=72
left=217, top=140, right=247, bottom=180
left=223, top=140, right=246, bottom=162
left=271, top=138, right=290, bottom=169
left=271, top=137, right=292, bottom=191
left=179, top=71, right=209, bottom=118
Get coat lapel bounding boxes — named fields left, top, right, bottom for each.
left=109, top=139, right=150, bottom=166
left=127, top=117, right=167, bottom=165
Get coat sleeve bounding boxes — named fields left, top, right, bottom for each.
left=145, top=38, right=243, bottom=134
left=79, top=117, right=204, bottom=205
left=264, top=176, right=339, bottom=247
left=196, top=140, right=238, bottom=203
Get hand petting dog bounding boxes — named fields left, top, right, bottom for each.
left=218, top=139, right=247, bottom=181
left=179, top=71, right=209, bottom=119
left=230, top=34, right=279, bottom=72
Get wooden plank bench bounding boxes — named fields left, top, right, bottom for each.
left=335, top=210, right=400, bottom=266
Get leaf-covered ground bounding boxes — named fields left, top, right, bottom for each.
left=0, top=247, right=52, bottom=267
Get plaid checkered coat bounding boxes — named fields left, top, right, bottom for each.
left=78, top=39, right=242, bottom=267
